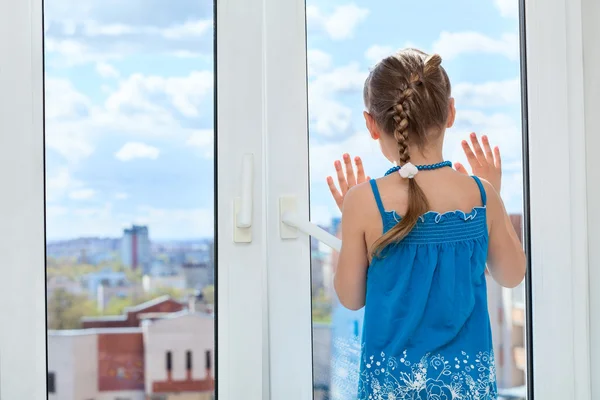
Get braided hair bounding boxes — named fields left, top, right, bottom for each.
left=364, top=50, right=451, bottom=257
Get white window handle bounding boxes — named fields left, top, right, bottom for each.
left=233, top=154, right=253, bottom=243
left=237, top=153, right=253, bottom=228
left=280, top=196, right=342, bottom=252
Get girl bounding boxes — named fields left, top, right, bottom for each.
left=326, top=49, right=526, bottom=399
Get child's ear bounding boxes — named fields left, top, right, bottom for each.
left=363, top=111, right=380, bottom=140
left=447, top=98, right=456, bottom=128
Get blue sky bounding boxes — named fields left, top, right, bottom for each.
left=44, top=0, right=523, bottom=241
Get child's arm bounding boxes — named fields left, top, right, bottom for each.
left=333, top=187, right=369, bottom=310
left=456, top=133, right=526, bottom=288
left=485, top=180, right=527, bottom=288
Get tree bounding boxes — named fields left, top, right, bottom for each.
left=202, top=285, right=215, bottom=305
left=101, top=286, right=186, bottom=316
left=47, top=289, right=98, bottom=330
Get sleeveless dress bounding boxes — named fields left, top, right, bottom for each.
left=358, top=176, right=497, bottom=400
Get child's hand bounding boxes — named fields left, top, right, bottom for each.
left=455, top=133, right=502, bottom=193
left=327, top=154, right=370, bottom=212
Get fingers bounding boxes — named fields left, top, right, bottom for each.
left=343, top=154, right=357, bottom=187
left=354, top=156, right=367, bottom=183
left=470, top=132, right=487, bottom=163
left=461, top=139, right=480, bottom=168
left=482, top=135, right=494, bottom=163
left=334, top=160, right=349, bottom=194
left=494, top=146, right=501, bottom=170
left=454, top=162, right=469, bottom=175
left=326, top=176, right=344, bottom=210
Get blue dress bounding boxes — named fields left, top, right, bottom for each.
left=358, top=176, right=497, bottom=400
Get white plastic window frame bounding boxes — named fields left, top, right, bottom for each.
left=260, top=0, right=595, bottom=399
left=0, top=0, right=274, bottom=399
left=1, top=0, right=597, bottom=399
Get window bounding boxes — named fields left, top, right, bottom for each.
left=205, top=350, right=212, bottom=371
left=166, top=351, right=173, bottom=374
left=48, top=372, right=56, bottom=394
left=0, top=0, right=596, bottom=398
left=187, top=350, right=193, bottom=370
left=305, top=1, right=529, bottom=398
left=42, top=0, right=216, bottom=396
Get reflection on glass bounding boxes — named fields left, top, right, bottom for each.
left=307, top=1, right=526, bottom=399
left=44, top=1, right=215, bottom=399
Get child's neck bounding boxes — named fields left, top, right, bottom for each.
left=396, top=148, right=444, bottom=166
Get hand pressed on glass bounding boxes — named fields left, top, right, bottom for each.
left=326, top=153, right=370, bottom=212
left=455, top=133, right=502, bottom=193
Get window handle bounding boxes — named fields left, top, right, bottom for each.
left=237, top=153, right=253, bottom=228
left=234, top=153, right=253, bottom=243
left=280, top=196, right=342, bottom=252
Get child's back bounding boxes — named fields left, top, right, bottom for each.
left=328, top=49, right=526, bottom=399
left=358, top=171, right=495, bottom=399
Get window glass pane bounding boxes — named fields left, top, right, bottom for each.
left=44, top=1, right=216, bottom=399
left=306, top=1, right=527, bottom=399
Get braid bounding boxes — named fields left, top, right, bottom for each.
left=393, top=88, right=413, bottom=165
left=366, top=49, right=449, bottom=258
left=371, top=79, right=430, bottom=259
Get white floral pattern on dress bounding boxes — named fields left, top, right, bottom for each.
left=358, top=349, right=497, bottom=400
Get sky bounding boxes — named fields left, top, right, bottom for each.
left=44, top=0, right=523, bottom=241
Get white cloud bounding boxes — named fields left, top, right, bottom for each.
left=45, top=18, right=213, bottom=67
left=45, top=78, right=92, bottom=119
left=307, top=49, right=332, bottom=76
left=161, top=20, right=212, bottom=39
left=309, top=63, right=366, bottom=136
left=45, top=38, right=121, bottom=66
left=433, top=32, right=519, bottom=60
left=46, top=167, right=81, bottom=201
left=45, top=78, right=97, bottom=162
left=494, top=0, right=519, bottom=19
left=115, top=192, right=130, bottom=200
left=453, top=78, right=521, bottom=107
left=105, top=71, right=214, bottom=118
left=364, top=45, right=395, bottom=66
left=115, top=142, right=160, bottom=161
left=69, top=188, right=97, bottom=200
left=186, top=130, right=214, bottom=158
left=45, top=70, right=215, bottom=165
left=96, top=62, right=120, bottom=78
left=307, top=4, right=369, bottom=40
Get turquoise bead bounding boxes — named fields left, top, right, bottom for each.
left=384, top=161, right=452, bottom=176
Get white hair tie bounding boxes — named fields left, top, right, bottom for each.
left=399, top=163, right=419, bottom=179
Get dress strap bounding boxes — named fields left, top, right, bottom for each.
left=369, top=179, right=386, bottom=218
left=471, top=176, right=487, bottom=206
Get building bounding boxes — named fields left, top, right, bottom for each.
left=48, top=300, right=215, bottom=400
left=486, top=214, right=527, bottom=395
left=312, top=323, right=332, bottom=400
left=311, top=236, right=326, bottom=293
left=82, top=296, right=184, bottom=329
left=182, top=262, right=213, bottom=291
left=143, top=274, right=187, bottom=293
left=48, top=327, right=145, bottom=400
left=47, top=275, right=83, bottom=299
left=143, top=311, right=215, bottom=400
left=122, top=225, right=151, bottom=272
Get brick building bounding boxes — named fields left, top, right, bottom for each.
left=48, top=297, right=214, bottom=400
left=82, top=296, right=184, bottom=329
